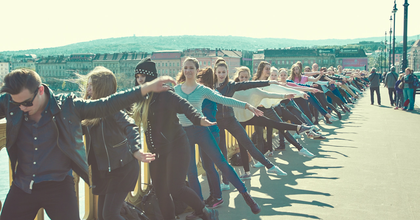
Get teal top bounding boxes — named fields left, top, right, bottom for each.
left=174, top=84, right=246, bottom=127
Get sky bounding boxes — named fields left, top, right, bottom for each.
left=1, top=0, right=419, bottom=52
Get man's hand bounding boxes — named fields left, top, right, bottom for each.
left=200, top=117, right=217, bottom=127
left=133, top=150, right=156, bottom=163
left=141, top=76, right=177, bottom=96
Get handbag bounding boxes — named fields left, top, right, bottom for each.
left=139, top=186, right=164, bottom=220
left=120, top=201, right=150, bottom=220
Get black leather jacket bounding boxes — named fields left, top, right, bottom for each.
left=0, top=84, right=146, bottom=184
left=83, top=110, right=141, bottom=172
left=144, top=89, right=202, bottom=156
left=215, top=80, right=269, bottom=119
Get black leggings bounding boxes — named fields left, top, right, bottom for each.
left=149, top=137, right=205, bottom=220
left=98, top=192, right=128, bottom=220
left=262, top=107, right=304, bottom=151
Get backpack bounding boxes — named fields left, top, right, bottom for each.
left=120, top=201, right=149, bottom=220
left=413, top=75, right=419, bottom=88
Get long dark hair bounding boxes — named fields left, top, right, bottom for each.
left=197, top=67, right=214, bottom=89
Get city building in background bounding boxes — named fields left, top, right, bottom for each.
left=409, top=39, right=420, bottom=71
left=67, top=53, right=95, bottom=75
left=335, top=48, right=368, bottom=70
left=152, top=50, right=182, bottom=78
left=11, top=54, right=37, bottom=70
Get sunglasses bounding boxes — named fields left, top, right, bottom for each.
left=10, top=87, right=39, bottom=107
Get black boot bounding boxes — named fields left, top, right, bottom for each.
left=241, top=192, right=261, bottom=214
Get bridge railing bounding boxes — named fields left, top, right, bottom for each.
left=0, top=123, right=254, bottom=220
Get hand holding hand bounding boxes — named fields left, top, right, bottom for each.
left=246, top=103, right=264, bottom=117
left=133, top=150, right=156, bottom=163
left=200, top=117, right=217, bottom=127
left=303, top=93, right=309, bottom=100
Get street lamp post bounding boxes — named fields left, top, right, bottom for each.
left=389, top=16, right=392, bottom=70
left=401, top=0, right=409, bottom=71
left=392, top=0, right=397, bottom=67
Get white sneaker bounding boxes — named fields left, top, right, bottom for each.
left=220, top=183, right=230, bottom=191
left=265, top=151, right=274, bottom=157
left=252, top=161, right=264, bottom=168
left=267, top=165, right=287, bottom=176
left=298, top=147, right=315, bottom=157
left=313, top=125, right=321, bottom=132
left=329, top=116, right=339, bottom=122
left=298, top=125, right=315, bottom=135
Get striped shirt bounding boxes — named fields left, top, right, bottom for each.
left=174, top=84, right=246, bottom=127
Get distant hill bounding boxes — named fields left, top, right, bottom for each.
left=1, top=35, right=419, bottom=57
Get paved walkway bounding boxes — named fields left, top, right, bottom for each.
left=180, top=86, right=420, bottom=220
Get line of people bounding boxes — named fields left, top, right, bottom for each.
left=0, top=57, right=371, bottom=220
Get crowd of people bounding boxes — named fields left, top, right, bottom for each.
left=3, top=55, right=411, bottom=220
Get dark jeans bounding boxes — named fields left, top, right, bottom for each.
left=200, top=131, right=222, bottom=199
left=314, top=92, right=339, bottom=115
left=0, top=176, right=79, bottom=220
left=218, top=117, right=274, bottom=177
left=307, top=92, right=328, bottom=116
left=388, top=88, right=396, bottom=106
left=370, top=87, right=381, bottom=105
left=149, top=136, right=204, bottom=220
left=98, top=192, right=128, bottom=220
left=294, top=98, right=313, bottom=123
left=185, top=125, right=247, bottom=196
left=281, top=99, right=313, bottom=126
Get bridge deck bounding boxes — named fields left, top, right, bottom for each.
left=180, top=86, right=420, bottom=220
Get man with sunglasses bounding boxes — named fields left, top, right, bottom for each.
left=0, top=68, right=175, bottom=220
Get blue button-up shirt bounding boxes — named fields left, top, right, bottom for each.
left=13, top=97, right=72, bottom=194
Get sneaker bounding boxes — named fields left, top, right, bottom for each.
left=267, top=165, right=287, bottom=176
left=220, top=182, right=230, bottom=191
left=241, top=192, right=261, bottom=214
left=252, top=161, right=264, bottom=168
left=200, top=207, right=219, bottom=220
left=240, top=173, right=252, bottom=180
left=312, top=133, right=327, bottom=140
left=205, top=196, right=224, bottom=209
left=186, top=211, right=200, bottom=220
left=298, top=147, right=315, bottom=157
left=394, top=107, right=399, bottom=110
left=297, top=125, right=315, bottom=135
left=265, top=151, right=274, bottom=157
left=275, top=146, right=286, bottom=151
left=329, top=116, right=339, bottom=122
left=313, top=125, right=321, bottom=132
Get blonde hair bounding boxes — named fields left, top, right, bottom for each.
left=288, top=64, right=301, bottom=81
left=82, top=66, right=117, bottom=126
left=233, top=66, right=251, bottom=82
left=132, top=93, right=154, bottom=131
